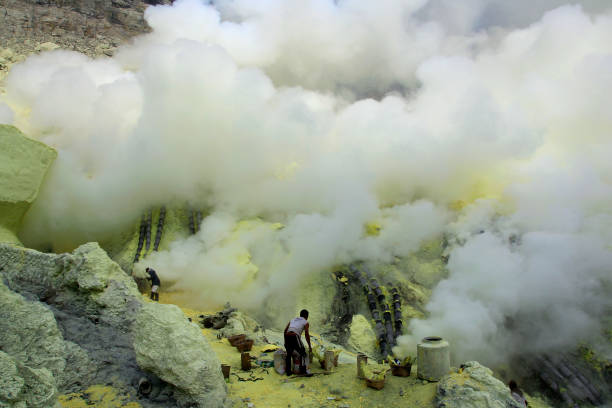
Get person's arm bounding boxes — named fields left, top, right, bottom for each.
left=284, top=323, right=289, bottom=336
left=304, top=323, right=312, bottom=351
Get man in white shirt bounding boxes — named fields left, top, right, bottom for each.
left=284, top=309, right=312, bottom=376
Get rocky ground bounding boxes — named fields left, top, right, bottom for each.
left=0, top=235, right=551, bottom=408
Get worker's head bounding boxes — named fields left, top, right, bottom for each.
left=145, top=267, right=150, bottom=272
left=300, top=309, right=309, bottom=320
left=508, top=380, right=518, bottom=390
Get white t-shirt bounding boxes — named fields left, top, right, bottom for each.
left=511, top=392, right=527, bottom=407
left=288, top=317, right=308, bottom=336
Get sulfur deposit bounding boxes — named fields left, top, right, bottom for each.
left=0, top=124, right=56, bottom=244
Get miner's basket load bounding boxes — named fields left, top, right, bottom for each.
left=227, top=334, right=246, bottom=346
left=390, top=355, right=413, bottom=377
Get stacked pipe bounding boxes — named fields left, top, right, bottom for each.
left=368, top=277, right=392, bottom=357
left=390, top=287, right=403, bottom=337
left=350, top=265, right=385, bottom=354
left=153, top=206, right=166, bottom=251
left=375, top=281, right=394, bottom=351
left=144, top=210, right=152, bottom=253
left=349, top=264, right=398, bottom=357
left=188, top=209, right=196, bottom=235
left=133, top=214, right=146, bottom=263
left=351, top=264, right=370, bottom=296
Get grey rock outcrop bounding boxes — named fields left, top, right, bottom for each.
left=133, top=303, right=227, bottom=408
left=0, top=279, right=67, bottom=379
left=0, top=351, right=59, bottom=408
left=0, top=242, right=227, bottom=407
left=0, top=0, right=169, bottom=59
left=436, top=361, right=523, bottom=408
left=515, top=353, right=607, bottom=407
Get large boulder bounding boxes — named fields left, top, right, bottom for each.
left=0, top=242, right=228, bottom=407
left=133, top=302, right=227, bottom=408
left=0, top=125, right=56, bottom=245
left=0, top=242, right=142, bottom=328
left=436, top=361, right=523, bottom=408
left=0, top=351, right=59, bottom=408
left=0, top=279, right=67, bottom=379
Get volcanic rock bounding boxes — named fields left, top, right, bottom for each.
left=0, top=351, right=59, bottom=408
left=0, top=0, right=165, bottom=59
left=348, top=314, right=378, bottom=357
left=133, top=302, right=227, bottom=408
left=0, top=125, right=57, bottom=245
left=435, top=361, right=523, bottom=408
left=0, top=242, right=227, bottom=407
left=0, top=279, right=67, bottom=379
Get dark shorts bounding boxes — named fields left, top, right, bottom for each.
left=284, top=333, right=306, bottom=374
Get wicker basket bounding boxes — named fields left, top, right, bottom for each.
left=365, top=378, right=385, bottom=390
left=235, top=339, right=254, bottom=352
left=390, top=362, right=412, bottom=377
left=227, top=334, right=246, bottom=346
left=221, top=364, right=231, bottom=379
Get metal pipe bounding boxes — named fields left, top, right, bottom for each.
left=188, top=210, right=196, bottom=234
left=383, top=310, right=392, bottom=323
left=154, top=206, right=166, bottom=251
left=138, top=377, right=152, bottom=395
left=385, top=320, right=395, bottom=346
left=375, top=320, right=385, bottom=338
left=394, top=320, right=403, bottom=332
left=133, top=214, right=146, bottom=263
left=144, top=210, right=152, bottom=252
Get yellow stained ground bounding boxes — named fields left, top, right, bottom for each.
left=58, top=385, right=141, bottom=408
left=161, top=292, right=438, bottom=408
left=58, top=291, right=549, bottom=408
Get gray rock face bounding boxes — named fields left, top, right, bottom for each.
left=133, top=302, right=228, bottom=408
left=436, top=361, right=523, bottom=408
left=0, top=242, right=227, bottom=407
left=0, top=351, right=59, bottom=408
left=0, top=0, right=168, bottom=59
left=0, top=279, right=67, bottom=380
left=517, top=354, right=607, bottom=407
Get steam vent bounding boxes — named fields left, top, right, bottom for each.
left=1, top=1, right=611, bottom=407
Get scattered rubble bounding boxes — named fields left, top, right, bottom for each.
left=200, top=304, right=238, bottom=329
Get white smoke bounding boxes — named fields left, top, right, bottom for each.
left=1, top=0, right=611, bottom=362
left=0, top=102, right=14, bottom=124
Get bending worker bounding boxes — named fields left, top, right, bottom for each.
left=284, top=309, right=312, bottom=376
left=145, top=267, right=160, bottom=301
